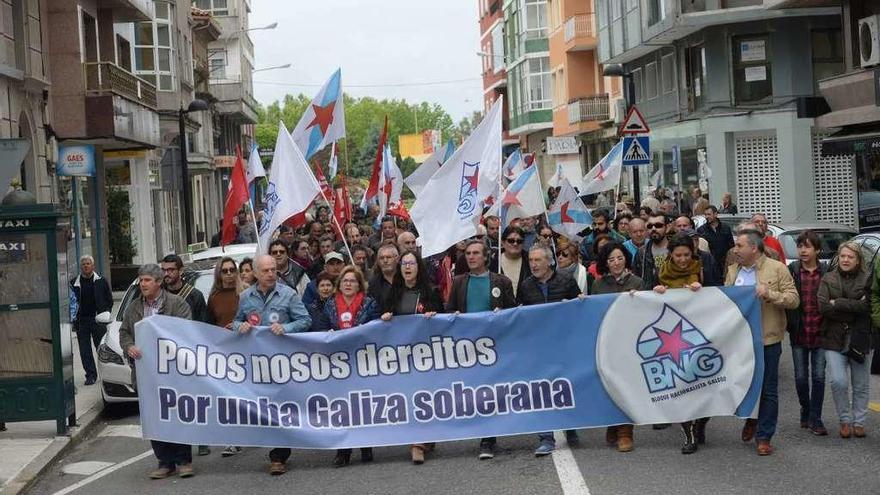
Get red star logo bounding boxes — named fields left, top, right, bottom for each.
left=465, top=173, right=479, bottom=191
left=383, top=175, right=395, bottom=200
left=560, top=202, right=574, bottom=223
left=306, top=101, right=336, bottom=135
left=502, top=190, right=521, bottom=207
left=654, top=321, right=691, bottom=364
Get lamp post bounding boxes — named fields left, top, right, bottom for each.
left=252, top=63, right=291, bottom=73
left=178, top=99, right=209, bottom=246
left=603, top=63, right=640, bottom=207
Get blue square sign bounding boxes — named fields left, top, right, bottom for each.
left=622, top=136, right=651, bottom=166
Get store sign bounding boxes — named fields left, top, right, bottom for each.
left=740, top=40, right=765, bottom=62
left=57, top=145, right=96, bottom=177
left=0, top=219, right=29, bottom=229
left=546, top=136, right=580, bottom=155
left=214, top=155, right=236, bottom=168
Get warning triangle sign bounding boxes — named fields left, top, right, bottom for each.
left=620, top=106, right=650, bottom=135
left=624, top=139, right=649, bottom=162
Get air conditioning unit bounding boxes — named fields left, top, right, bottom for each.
left=859, top=15, right=880, bottom=68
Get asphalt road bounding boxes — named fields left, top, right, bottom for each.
left=24, top=350, right=880, bottom=495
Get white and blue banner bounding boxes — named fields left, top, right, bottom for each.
left=135, top=287, right=764, bottom=449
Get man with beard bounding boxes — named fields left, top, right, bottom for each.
left=633, top=214, right=670, bottom=289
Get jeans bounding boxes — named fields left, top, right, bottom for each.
left=150, top=440, right=191, bottom=468
left=825, top=350, right=872, bottom=426
left=791, top=345, right=826, bottom=427
left=537, top=430, right=577, bottom=446
left=756, top=343, right=782, bottom=441
left=75, top=319, right=106, bottom=380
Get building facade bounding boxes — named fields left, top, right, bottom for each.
left=478, top=0, right=515, bottom=149
left=596, top=0, right=849, bottom=225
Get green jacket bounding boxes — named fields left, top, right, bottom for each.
left=871, top=261, right=880, bottom=329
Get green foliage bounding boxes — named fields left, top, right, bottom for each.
left=106, top=186, right=136, bottom=265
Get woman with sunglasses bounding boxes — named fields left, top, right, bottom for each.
left=313, top=266, right=379, bottom=467
left=556, top=240, right=589, bottom=294
left=379, top=251, right=444, bottom=464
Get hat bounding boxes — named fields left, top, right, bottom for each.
left=681, top=228, right=699, bottom=238
left=324, top=251, right=345, bottom=263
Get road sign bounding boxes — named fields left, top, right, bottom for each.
left=620, top=106, right=650, bottom=135
left=622, top=136, right=651, bottom=166
left=671, top=144, right=680, bottom=173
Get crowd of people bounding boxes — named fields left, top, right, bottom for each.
left=102, top=190, right=879, bottom=480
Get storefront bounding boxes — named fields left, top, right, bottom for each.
left=821, top=130, right=880, bottom=232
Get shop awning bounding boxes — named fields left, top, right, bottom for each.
left=821, top=129, right=880, bottom=156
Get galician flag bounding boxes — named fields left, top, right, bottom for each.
left=502, top=150, right=535, bottom=182
left=404, top=139, right=455, bottom=197
left=377, top=144, right=404, bottom=219
left=258, top=121, right=322, bottom=248
left=410, top=96, right=503, bottom=258
left=547, top=177, right=592, bottom=242
left=486, top=164, right=545, bottom=228
left=290, top=69, right=346, bottom=160
left=581, top=141, right=623, bottom=195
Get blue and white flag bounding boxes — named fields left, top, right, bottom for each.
left=135, top=287, right=764, bottom=449
left=581, top=141, right=623, bottom=195
left=548, top=177, right=592, bottom=242
left=290, top=69, right=346, bottom=160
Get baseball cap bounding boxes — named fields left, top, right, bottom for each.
left=324, top=251, right=345, bottom=263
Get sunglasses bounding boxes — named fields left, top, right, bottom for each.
left=270, top=250, right=287, bottom=255
left=647, top=223, right=666, bottom=229
left=506, top=238, right=523, bottom=245
left=558, top=252, right=570, bottom=258
left=221, top=268, right=237, bottom=275
left=540, top=234, right=553, bottom=239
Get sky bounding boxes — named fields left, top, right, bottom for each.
left=248, top=0, right=485, bottom=122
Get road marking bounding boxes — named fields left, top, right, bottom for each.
left=869, top=402, right=880, bottom=413
left=98, top=425, right=143, bottom=438
left=552, top=432, right=590, bottom=495
left=51, top=450, right=152, bottom=495
left=61, top=461, right=114, bottom=476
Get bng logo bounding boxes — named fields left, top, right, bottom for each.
left=636, top=304, right=723, bottom=393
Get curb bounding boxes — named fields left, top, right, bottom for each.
left=1, top=402, right=105, bottom=495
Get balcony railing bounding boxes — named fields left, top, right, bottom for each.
left=568, top=95, right=609, bottom=124
left=564, top=14, right=594, bottom=43
left=84, top=62, right=157, bottom=108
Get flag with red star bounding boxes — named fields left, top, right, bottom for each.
left=377, top=144, right=404, bottom=220
left=290, top=69, right=346, bottom=160
left=582, top=141, right=623, bottom=195
left=486, top=164, right=545, bottom=227
left=547, top=177, right=592, bottom=242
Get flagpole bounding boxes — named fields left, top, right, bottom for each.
left=533, top=166, right=556, bottom=259
left=248, top=199, right=262, bottom=255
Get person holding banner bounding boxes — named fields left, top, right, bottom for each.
left=119, top=264, right=194, bottom=479
left=313, top=265, right=380, bottom=467
left=368, top=244, right=400, bottom=310
left=592, top=241, right=645, bottom=452
left=726, top=228, right=799, bottom=456
left=379, top=251, right=444, bottom=464
left=306, top=271, right=337, bottom=332
left=446, top=239, right=516, bottom=460
left=491, top=226, right=532, bottom=298
left=652, top=234, right=710, bottom=455
left=232, top=255, right=312, bottom=475
left=516, top=245, right=582, bottom=456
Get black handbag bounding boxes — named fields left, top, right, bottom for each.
left=842, top=322, right=871, bottom=364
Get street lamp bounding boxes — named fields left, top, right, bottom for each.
left=223, top=22, right=279, bottom=38
left=178, top=99, right=210, bottom=246
left=252, top=63, right=291, bottom=73
left=602, top=63, right=642, bottom=206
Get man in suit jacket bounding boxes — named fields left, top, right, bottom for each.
left=445, top=239, right=516, bottom=461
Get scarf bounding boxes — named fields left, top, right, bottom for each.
left=292, top=255, right=312, bottom=270
left=659, top=258, right=702, bottom=289
left=335, top=292, right=365, bottom=330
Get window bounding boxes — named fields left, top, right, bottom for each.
left=552, top=67, right=565, bottom=107
left=661, top=53, right=675, bottom=94
left=685, top=44, right=706, bottom=110
left=491, top=24, right=504, bottom=74
left=209, top=52, right=227, bottom=79
left=632, top=67, right=644, bottom=103
left=648, top=0, right=666, bottom=26
left=811, top=29, right=844, bottom=89
left=527, top=57, right=551, bottom=110
left=524, top=0, right=548, bottom=39
left=611, top=0, right=622, bottom=20
left=733, top=35, right=772, bottom=104
left=194, top=0, right=229, bottom=16
left=596, top=0, right=607, bottom=28
left=645, top=61, right=658, bottom=100
left=134, top=1, right=175, bottom=91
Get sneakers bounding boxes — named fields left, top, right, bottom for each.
left=221, top=446, right=242, bottom=457
left=148, top=466, right=176, bottom=479
left=269, top=461, right=287, bottom=475
left=197, top=446, right=211, bottom=456
left=681, top=422, right=698, bottom=455
left=534, top=442, right=554, bottom=457
left=177, top=464, right=194, bottom=478
left=478, top=441, right=495, bottom=460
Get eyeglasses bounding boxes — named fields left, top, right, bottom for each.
left=558, top=252, right=570, bottom=258
left=506, top=238, right=523, bottom=245
left=341, top=279, right=358, bottom=285
left=647, top=223, right=666, bottom=229
left=540, top=234, right=553, bottom=239
left=400, top=261, right=417, bottom=267
left=270, top=250, right=287, bottom=255
left=221, top=268, right=237, bottom=274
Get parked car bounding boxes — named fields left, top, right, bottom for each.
left=192, top=243, right=258, bottom=264
left=831, top=232, right=880, bottom=269
left=772, top=223, right=856, bottom=265
left=858, top=190, right=880, bottom=233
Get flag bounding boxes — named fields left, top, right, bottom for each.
left=328, top=142, right=338, bottom=180
left=410, top=97, right=503, bottom=257
left=377, top=144, right=404, bottom=219
left=313, top=160, right=334, bottom=206
left=333, top=173, right=353, bottom=227
left=258, top=121, right=322, bottom=248
left=650, top=168, right=663, bottom=189
left=581, top=141, right=623, bottom=195
left=360, top=117, right=388, bottom=210
left=502, top=150, right=535, bottom=182
left=290, top=69, right=346, bottom=160
left=221, top=146, right=249, bottom=246
left=386, top=201, right=410, bottom=222
left=486, top=165, right=545, bottom=228
left=548, top=162, right=565, bottom=188
left=245, top=143, right=265, bottom=185
left=404, top=139, right=455, bottom=197
left=547, top=178, right=592, bottom=242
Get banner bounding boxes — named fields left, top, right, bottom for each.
left=135, top=287, right=763, bottom=449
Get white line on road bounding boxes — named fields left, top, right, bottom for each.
left=552, top=432, right=590, bottom=495
left=51, top=450, right=152, bottom=495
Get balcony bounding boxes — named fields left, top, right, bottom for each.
left=85, top=62, right=157, bottom=109
left=568, top=95, right=610, bottom=124
left=564, top=14, right=597, bottom=51
left=98, top=0, right=154, bottom=21
left=210, top=80, right=259, bottom=124
left=815, top=70, right=880, bottom=130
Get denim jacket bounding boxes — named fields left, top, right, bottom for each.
left=232, top=283, right=311, bottom=334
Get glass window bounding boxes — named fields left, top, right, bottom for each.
left=648, top=0, right=665, bottom=25
left=632, top=67, right=644, bottom=103
left=732, top=35, right=772, bottom=104
left=685, top=44, right=706, bottom=110
left=491, top=24, right=504, bottom=74
left=524, top=0, right=548, bottom=39
left=645, top=61, right=658, bottom=99
left=527, top=57, right=551, bottom=110
left=134, top=6, right=175, bottom=92
left=661, top=53, right=675, bottom=93
left=811, top=29, right=844, bottom=89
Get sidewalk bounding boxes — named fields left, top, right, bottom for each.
left=0, top=293, right=130, bottom=495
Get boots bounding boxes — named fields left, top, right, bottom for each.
left=605, top=426, right=618, bottom=447
left=616, top=425, right=634, bottom=452
left=695, top=417, right=710, bottom=445
left=680, top=422, right=697, bottom=454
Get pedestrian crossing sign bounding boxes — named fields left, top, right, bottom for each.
left=622, top=136, right=651, bottom=166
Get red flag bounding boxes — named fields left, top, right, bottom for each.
left=313, top=160, right=334, bottom=206
left=386, top=201, right=410, bottom=222
left=221, top=146, right=249, bottom=246
left=283, top=211, right=308, bottom=229
left=364, top=116, right=388, bottom=202
left=334, top=173, right=353, bottom=226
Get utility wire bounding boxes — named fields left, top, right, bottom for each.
left=253, top=77, right=482, bottom=88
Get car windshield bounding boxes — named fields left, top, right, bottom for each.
left=778, top=231, right=854, bottom=260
